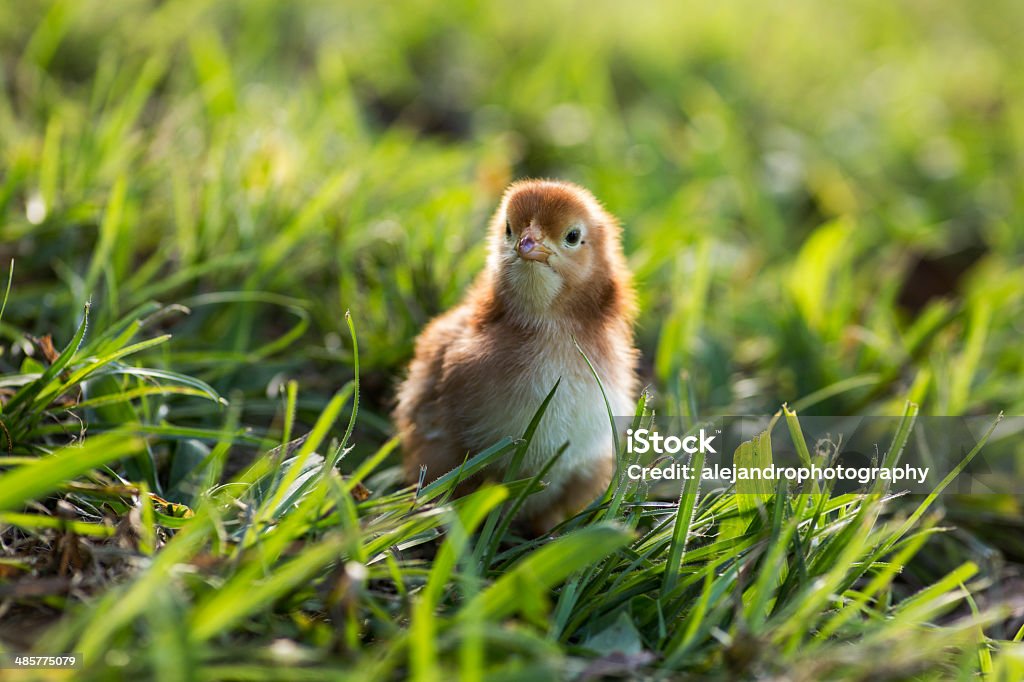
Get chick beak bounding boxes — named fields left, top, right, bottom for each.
left=517, top=227, right=552, bottom=263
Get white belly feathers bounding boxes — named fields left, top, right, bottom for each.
left=460, top=338, right=629, bottom=507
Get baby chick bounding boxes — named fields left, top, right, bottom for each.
left=394, top=179, right=639, bottom=534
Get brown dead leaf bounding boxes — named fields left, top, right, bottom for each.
left=0, top=560, right=29, bottom=579
left=351, top=482, right=372, bottom=502
left=36, top=334, right=60, bottom=364
left=57, top=533, right=88, bottom=576
left=27, top=334, right=75, bottom=388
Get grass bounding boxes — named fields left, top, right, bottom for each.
left=1, top=0, right=1023, bottom=679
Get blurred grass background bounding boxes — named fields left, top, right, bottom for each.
left=1, top=0, right=1024, bottom=678
left=3, top=0, right=1023, bottom=427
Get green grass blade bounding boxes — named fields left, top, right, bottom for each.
left=416, top=437, right=517, bottom=503
left=0, top=431, right=143, bottom=511
left=461, top=524, right=632, bottom=621
left=5, top=301, right=90, bottom=414
left=661, top=447, right=705, bottom=597
left=189, top=534, right=347, bottom=642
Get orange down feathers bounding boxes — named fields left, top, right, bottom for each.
left=394, top=179, right=639, bottom=534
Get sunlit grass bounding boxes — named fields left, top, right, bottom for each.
left=1, top=0, right=1023, bottom=678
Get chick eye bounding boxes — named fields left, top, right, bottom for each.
left=505, top=220, right=512, bottom=239
left=564, top=228, right=581, bottom=246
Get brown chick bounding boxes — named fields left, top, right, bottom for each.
left=394, top=179, right=639, bottom=534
